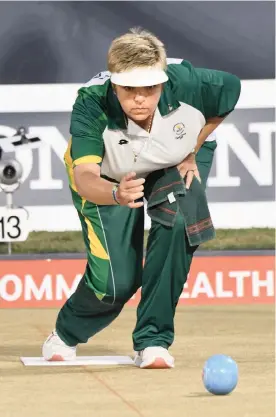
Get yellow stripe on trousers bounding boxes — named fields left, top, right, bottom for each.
left=81, top=199, right=109, bottom=260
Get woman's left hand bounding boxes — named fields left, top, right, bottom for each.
left=177, top=152, right=201, bottom=189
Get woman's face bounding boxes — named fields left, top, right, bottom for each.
left=113, top=84, right=163, bottom=121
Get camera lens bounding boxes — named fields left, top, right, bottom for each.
left=3, top=165, right=16, bottom=179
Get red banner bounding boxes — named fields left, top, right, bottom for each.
left=0, top=256, right=274, bottom=308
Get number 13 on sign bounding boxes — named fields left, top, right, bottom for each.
left=0, top=208, right=29, bottom=242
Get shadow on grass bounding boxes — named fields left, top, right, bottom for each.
left=186, top=392, right=214, bottom=398
left=186, top=392, right=235, bottom=398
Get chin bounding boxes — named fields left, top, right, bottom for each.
left=130, top=113, right=149, bottom=121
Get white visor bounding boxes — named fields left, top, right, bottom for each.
left=110, top=67, right=168, bottom=87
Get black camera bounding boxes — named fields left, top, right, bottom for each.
left=0, top=125, right=41, bottom=186
left=0, top=159, right=23, bottom=185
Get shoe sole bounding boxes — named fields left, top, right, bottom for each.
left=140, top=357, right=174, bottom=369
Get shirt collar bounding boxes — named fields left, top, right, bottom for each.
left=106, top=79, right=180, bottom=131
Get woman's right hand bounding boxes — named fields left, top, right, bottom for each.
left=116, top=172, right=145, bottom=208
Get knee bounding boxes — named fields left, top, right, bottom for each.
left=103, top=264, right=141, bottom=306
left=111, top=281, right=138, bottom=304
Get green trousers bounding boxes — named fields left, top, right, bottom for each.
left=56, top=141, right=217, bottom=351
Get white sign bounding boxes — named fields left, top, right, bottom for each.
left=0, top=208, right=29, bottom=242
left=0, top=79, right=275, bottom=231
left=0, top=79, right=275, bottom=113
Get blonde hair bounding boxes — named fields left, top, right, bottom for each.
left=108, top=27, right=167, bottom=73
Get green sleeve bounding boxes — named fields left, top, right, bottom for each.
left=69, top=89, right=107, bottom=167
left=195, top=67, right=241, bottom=119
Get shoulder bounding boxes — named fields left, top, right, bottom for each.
left=76, top=71, right=111, bottom=105
left=165, top=58, right=241, bottom=115
left=72, top=71, right=112, bottom=119
left=70, top=72, right=112, bottom=134
left=81, top=71, right=111, bottom=93
left=166, top=58, right=198, bottom=86
left=166, top=58, right=240, bottom=90
left=166, top=58, right=202, bottom=102
left=165, top=58, right=202, bottom=109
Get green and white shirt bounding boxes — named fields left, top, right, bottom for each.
left=64, top=59, right=241, bottom=192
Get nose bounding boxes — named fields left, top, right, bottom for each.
left=134, top=92, right=145, bottom=104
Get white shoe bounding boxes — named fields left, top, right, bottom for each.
left=134, top=347, right=175, bottom=369
left=42, top=330, right=77, bottom=361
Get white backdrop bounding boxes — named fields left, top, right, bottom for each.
left=0, top=79, right=275, bottom=231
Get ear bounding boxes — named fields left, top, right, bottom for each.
left=111, top=83, right=117, bottom=95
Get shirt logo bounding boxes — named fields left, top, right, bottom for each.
left=118, top=139, right=129, bottom=145
left=173, top=123, right=186, bottom=139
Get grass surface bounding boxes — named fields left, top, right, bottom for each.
left=0, top=228, right=274, bottom=254
left=1, top=306, right=274, bottom=417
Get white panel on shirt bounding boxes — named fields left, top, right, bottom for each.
left=166, top=58, right=183, bottom=65
left=84, top=71, right=111, bottom=87
left=101, top=103, right=205, bottom=182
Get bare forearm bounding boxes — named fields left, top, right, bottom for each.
left=75, top=172, right=117, bottom=205
left=195, top=116, right=225, bottom=154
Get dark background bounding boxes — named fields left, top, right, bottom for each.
left=0, top=1, right=274, bottom=84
